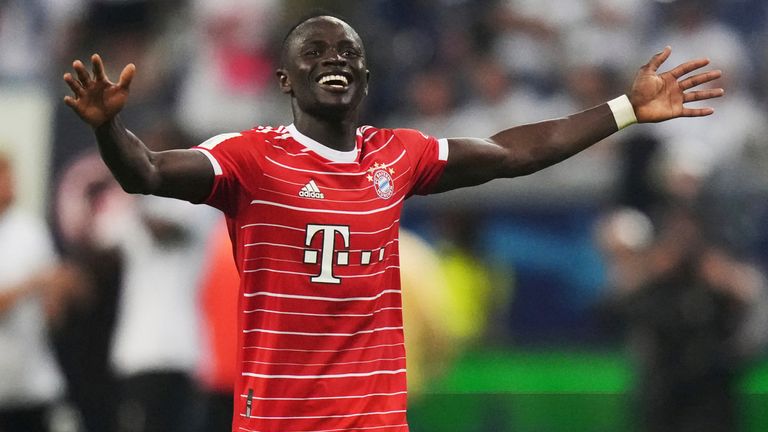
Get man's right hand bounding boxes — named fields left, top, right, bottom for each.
left=63, top=54, right=135, bottom=128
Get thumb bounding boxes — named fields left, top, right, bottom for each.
left=118, top=64, right=136, bottom=91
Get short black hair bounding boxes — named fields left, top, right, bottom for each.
left=280, top=10, right=357, bottom=65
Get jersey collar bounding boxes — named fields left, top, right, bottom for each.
left=286, top=124, right=359, bottom=163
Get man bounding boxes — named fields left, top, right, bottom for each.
left=0, top=153, right=67, bottom=432
left=63, top=13, right=723, bottom=432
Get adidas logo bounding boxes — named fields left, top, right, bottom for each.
left=299, top=180, right=325, bottom=199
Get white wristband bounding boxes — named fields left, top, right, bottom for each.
left=607, top=95, right=638, bottom=130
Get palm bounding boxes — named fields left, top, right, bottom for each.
left=64, top=54, right=135, bottom=128
left=628, top=47, right=723, bottom=123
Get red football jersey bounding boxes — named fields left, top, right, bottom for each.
left=194, top=124, right=448, bottom=432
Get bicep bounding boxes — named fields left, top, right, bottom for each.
left=432, top=137, right=509, bottom=193
left=151, top=149, right=215, bottom=203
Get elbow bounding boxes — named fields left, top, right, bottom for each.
left=115, top=172, right=159, bottom=195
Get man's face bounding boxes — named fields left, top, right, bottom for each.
left=278, top=17, right=369, bottom=119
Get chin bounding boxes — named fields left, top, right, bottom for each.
left=307, top=100, right=359, bottom=120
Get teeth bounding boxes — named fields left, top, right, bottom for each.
left=318, top=74, right=349, bottom=86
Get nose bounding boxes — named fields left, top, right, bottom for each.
left=321, top=49, right=347, bottom=66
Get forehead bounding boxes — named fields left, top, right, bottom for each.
left=289, top=16, right=363, bottom=48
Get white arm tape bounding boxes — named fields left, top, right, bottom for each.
left=607, top=95, right=638, bottom=130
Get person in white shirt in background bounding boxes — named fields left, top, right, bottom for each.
left=0, top=152, right=76, bottom=432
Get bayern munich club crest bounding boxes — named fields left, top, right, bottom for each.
left=367, top=162, right=395, bottom=200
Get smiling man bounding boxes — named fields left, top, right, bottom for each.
left=63, top=13, right=723, bottom=432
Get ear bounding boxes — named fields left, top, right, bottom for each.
left=276, top=69, right=292, bottom=94
left=364, top=69, right=371, bottom=95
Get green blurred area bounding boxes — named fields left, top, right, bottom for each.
left=408, top=349, right=768, bottom=432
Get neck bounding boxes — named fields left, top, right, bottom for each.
left=292, top=109, right=358, bottom=152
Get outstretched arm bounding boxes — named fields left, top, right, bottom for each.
left=63, top=54, right=213, bottom=203
left=434, top=47, right=724, bottom=193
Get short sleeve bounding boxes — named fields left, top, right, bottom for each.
left=193, top=132, right=262, bottom=216
left=395, top=129, right=449, bottom=196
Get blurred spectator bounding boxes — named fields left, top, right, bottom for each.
left=698, top=128, right=768, bottom=261
left=176, top=0, right=288, bottom=137
left=389, top=68, right=461, bottom=137
left=98, top=194, right=215, bottom=432
left=53, top=150, right=127, bottom=432
left=490, top=0, right=588, bottom=92
left=596, top=206, right=768, bottom=432
left=450, top=58, right=558, bottom=137
left=0, top=152, right=71, bottom=432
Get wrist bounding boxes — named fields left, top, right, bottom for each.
left=608, top=95, right=638, bottom=130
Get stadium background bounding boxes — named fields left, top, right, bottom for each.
left=2, top=0, right=768, bottom=431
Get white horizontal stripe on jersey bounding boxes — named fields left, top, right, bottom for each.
left=240, top=218, right=400, bottom=237
left=266, top=156, right=365, bottom=176
left=339, top=266, right=400, bottom=279
left=242, top=370, right=406, bottom=381
left=243, top=306, right=401, bottom=317
left=263, top=172, right=372, bottom=192
left=239, top=423, right=409, bottom=432
left=350, top=219, right=400, bottom=235
left=261, top=166, right=412, bottom=192
left=361, top=135, right=394, bottom=161
left=271, top=144, right=312, bottom=157
left=384, top=149, right=406, bottom=167
left=260, top=185, right=407, bottom=205
left=348, top=238, right=399, bottom=253
left=240, top=390, right=407, bottom=402
left=240, top=222, right=306, bottom=231
left=242, top=409, right=407, bottom=420
left=241, top=268, right=316, bottom=277
left=243, top=289, right=400, bottom=302
left=243, top=257, right=305, bottom=265
left=243, top=356, right=406, bottom=368
left=243, top=241, right=313, bottom=251
left=242, top=326, right=403, bottom=337
left=250, top=196, right=405, bottom=215
left=243, top=342, right=404, bottom=354
left=363, top=130, right=380, bottom=143
left=265, top=148, right=406, bottom=176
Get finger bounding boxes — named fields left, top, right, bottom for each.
left=668, top=58, right=710, bottom=79
left=679, top=69, right=722, bottom=90
left=91, top=53, right=108, bottom=82
left=117, top=63, right=136, bottom=91
left=63, top=72, right=84, bottom=96
left=63, top=95, right=78, bottom=108
left=645, top=46, right=671, bottom=72
left=682, top=107, right=715, bottom=117
left=73, top=60, right=92, bottom=86
left=684, top=88, right=725, bottom=103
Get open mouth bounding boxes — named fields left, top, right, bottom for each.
left=316, top=73, right=351, bottom=90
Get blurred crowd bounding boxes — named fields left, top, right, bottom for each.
left=1, top=0, right=768, bottom=431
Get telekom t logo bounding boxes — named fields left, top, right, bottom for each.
left=303, top=224, right=350, bottom=284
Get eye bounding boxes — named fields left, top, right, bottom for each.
left=342, top=49, right=361, bottom=58
left=303, top=49, right=321, bottom=57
